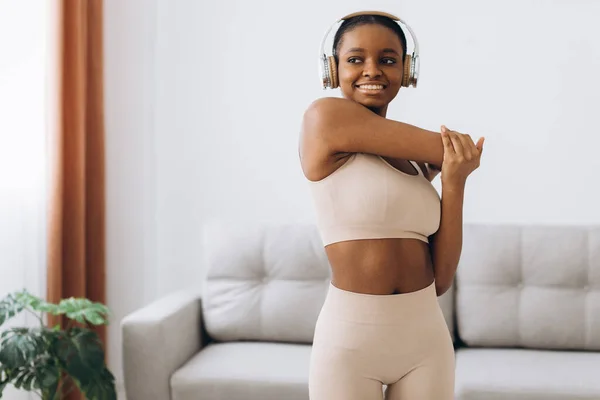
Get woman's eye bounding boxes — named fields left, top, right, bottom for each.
left=347, top=57, right=362, bottom=64
left=382, top=58, right=397, bottom=65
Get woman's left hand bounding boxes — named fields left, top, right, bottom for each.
left=440, top=125, right=484, bottom=189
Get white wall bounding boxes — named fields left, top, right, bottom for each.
left=104, top=0, right=600, bottom=391
left=104, top=0, right=159, bottom=393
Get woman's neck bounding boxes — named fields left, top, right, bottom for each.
left=367, top=105, right=387, bottom=117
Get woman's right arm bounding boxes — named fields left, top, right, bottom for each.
left=301, top=97, right=445, bottom=166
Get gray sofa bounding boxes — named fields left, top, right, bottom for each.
left=122, top=223, right=600, bottom=400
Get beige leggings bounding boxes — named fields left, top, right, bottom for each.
left=309, top=280, right=455, bottom=400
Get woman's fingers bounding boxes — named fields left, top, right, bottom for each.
left=442, top=126, right=485, bottom=160
left=441, top=126, right=454, bottom=154
left=465, top=134, right=484, bottom=159
left=476, top=137, right=485, bottom=154
left=456, top=133, right=473, bottom=159
left=448, top=130, right=464, bottom=158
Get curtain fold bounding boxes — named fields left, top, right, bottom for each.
left=47, top=1, right=106, bottom=398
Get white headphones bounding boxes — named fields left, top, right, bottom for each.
left=319, top=11, right=420, bottom=90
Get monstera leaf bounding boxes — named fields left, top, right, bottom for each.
left=11, top=291, right=109, bottom=326
left=0, top=294, right=25, bottom=328
left=0, top=291, right=115, bottom=400
left=0, top=328, right=40, bottom=369
left=54, top=298, right=109, bottom=326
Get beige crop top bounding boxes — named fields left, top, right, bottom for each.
left=307, top=152, right=441, bottom=246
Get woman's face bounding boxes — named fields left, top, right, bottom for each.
left=336, top=24, right=405, bottom=116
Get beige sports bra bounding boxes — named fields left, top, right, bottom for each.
left=307, top=152, right=441, bottom=246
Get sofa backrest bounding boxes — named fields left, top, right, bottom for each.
left=201, top=222, right=455, bottom=344
left=456, top=225, right=600, bottom=351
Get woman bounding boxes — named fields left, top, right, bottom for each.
left=299, top=11, right=484, bottom=400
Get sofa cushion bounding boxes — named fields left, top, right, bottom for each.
left=170, top=342, right=310, bottom=400
left=456, top=225, right=600, bottom=350
left=202, top=223, right=331, bottom=343
left=202, top=222, right=456, bottom=343
left=455, top=348, right=600, bottom=400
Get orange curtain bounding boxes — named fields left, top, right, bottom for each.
left=47, top=1, right=106, bottom=398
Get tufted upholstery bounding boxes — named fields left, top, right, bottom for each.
left=201, top=222, right=456, bottom=344
left=456, top=225, right=600, bottom=350
left=201, top=223, right=331, bottom=343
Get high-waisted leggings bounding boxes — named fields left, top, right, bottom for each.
left=309, top=280, right=455, bottom=400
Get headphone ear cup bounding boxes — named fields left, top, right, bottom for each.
left=328, top=56, right=339, bottom=89
left=321, top=56, right=330, bottom=89
left=402, top=54, right=412, bottom=87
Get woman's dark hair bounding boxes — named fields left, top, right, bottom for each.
left=332, top=15, right=408, bottom=64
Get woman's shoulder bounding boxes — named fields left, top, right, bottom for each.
left=304, top=96, right=358, bottom=118
left=301, top=97, right=371, bottom=143
left=300, top=98, right=344, bottom=157
left=299, top=98, right=360, bottom=182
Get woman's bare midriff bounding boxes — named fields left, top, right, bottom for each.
left=325, top=238, right=435, bottom=295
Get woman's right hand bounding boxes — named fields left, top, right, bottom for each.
left=439, top=125, right=484, bottom=190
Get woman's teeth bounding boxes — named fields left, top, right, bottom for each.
left=357, top=85, right=384, bottom=90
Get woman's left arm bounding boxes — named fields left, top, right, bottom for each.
left=430, top=183, right=465, bottom=296
left=429, top=126, right=484, bottom=296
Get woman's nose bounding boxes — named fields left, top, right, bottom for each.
left=362, top=59, right=382, bottom=77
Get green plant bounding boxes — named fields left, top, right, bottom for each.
left=0, top=290, right=116, bottom=400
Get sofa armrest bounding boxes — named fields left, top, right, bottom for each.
left=121, top=290, right=205, bottom=400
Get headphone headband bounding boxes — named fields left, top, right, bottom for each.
left=319, top=11, right=419, bottom=59
left=318, top=11, right=420, bottom=89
